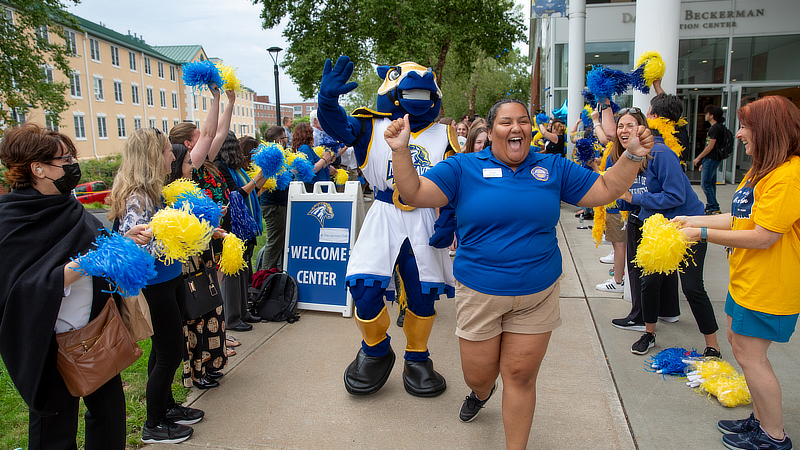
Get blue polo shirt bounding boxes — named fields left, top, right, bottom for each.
left=298, top=144, right=330, bottom=185
left=423, top=147, right=599, bottom=295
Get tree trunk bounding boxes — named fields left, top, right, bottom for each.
left=434, top=36, right=451, bottom=89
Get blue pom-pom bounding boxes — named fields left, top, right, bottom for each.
left=182, top=61, right=224, bottom=90
left=581, top=109, right=593, bottom=130
left=292, top=156, right=315, bottom=182
left=574, top=138, right=596, bottom=166
left=630, top=65, right=650, bottom=94
left=587, top=66, right=631, bottom=102
left=251, top=142, right=285, bottom=179
left=73, top=232, right=157, bottom=297
left=646, top=347, right=703, bottom=377
left=582, top=90, right=597, bottom=109
left=228, top=191, right=258, bottom=241
left=535, top=113, right=550, bottom=125
left=275, top=169, right=294, bottom=190
left=174, top=192, right=221, bottom=228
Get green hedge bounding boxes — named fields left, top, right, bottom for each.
left=80, top=154, right=121, bottom=188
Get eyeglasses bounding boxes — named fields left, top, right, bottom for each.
left=49, top=154, right=74, bottom=164
left=617, top=107, right=643, bottom=116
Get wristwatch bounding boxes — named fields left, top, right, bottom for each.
left=624, top=150, right=645, bottom=162
left=700, top=227, right=708, bottom=244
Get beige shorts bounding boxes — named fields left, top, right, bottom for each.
left=454, top=280, right=562, bottom=341
left=604, top=212, right=626, bottom=243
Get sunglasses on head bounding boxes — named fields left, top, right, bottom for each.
left=617, top=107, right=643, bottom=116
left=151, top=127, right=163, bottom=136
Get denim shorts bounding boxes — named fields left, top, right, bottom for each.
left=725, top=292, right=798, bottom=343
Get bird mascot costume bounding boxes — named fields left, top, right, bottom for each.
left=317, top=55, right=457, bottom=397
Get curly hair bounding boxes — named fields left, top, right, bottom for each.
left=0, top=123, right=77, bottom=189
left=292, top=123, right=313, bottom=151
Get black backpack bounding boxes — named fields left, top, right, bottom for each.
left=716, top=126, right=735, bottom=160
left=249, top=272, right=300, bottom=323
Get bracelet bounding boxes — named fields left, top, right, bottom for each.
left=700, top=227, right=708, bottom=244
left=624, top=150, right=645, bottom=162
left=593, top=123, right=602, bottom=129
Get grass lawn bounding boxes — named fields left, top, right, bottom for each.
left=0, top=339, right=189, bottom=449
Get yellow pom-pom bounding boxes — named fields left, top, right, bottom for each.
left=163, top=179, right=203, bottom=206
left=284, top=151, right=300, bottom=165
left=532, top=131, right=544, bottom=147
left=633, top=213, right=694, bottom=275
left=245, top=165, right=259, bottom=180
left=648, top=117, right=685, bottom=157
left=635, top=51, right=666, bottom=87
left=215, top=62, right=242, bottom=92
left=592, top=206, right=606, bottom=247
left=703, top=374, right=751, bottom=407
left=150, top=206, right=213, bottom=264
left=219, top=233, right=246, bottom=275
left=313, top=146, right=325, bottom=158
left=334, top=168, right=349, bottom=185
left=262, top=177, right=278, bottom=192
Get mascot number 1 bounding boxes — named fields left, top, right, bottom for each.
left=317, top=56, right=457, bottom=397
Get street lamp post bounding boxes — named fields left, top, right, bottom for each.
left=267, top=47, right=283, bottom=128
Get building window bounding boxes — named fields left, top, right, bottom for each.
left=73, top=115, right=86, bottom=139
left=149, top=117, right=155, bottom=129
left=113, top=81, right=123, bottom=103
left=35, top=26, right=49, bottom=44
left=202, top=96, right=207, bottom=111
left=42, top=66, right=53, bottom=84
left=678, top=38, right=728, bottom=85
left=134, top=117, right=142, bottom=130
left=129, top=51, right=137, bottom=71
left=729, top=34, right=800, bottom=83
left=157, top=61, right=164, bottom=79
left=144, top=56, right=151, bottom=75
left=294, top=106, right=301, bottom=114
left=97, top=116, right=108, bottom=139
left=110, top=45, right=120, bottom=67
left=65, top=30, right=77, bottom=55
left=174, top=118, right=179, bottom=126
left=146, top=87, right=154, bottom=107
left=193, top=95, right=197, bottom=110
left=70, top=72, right=81, bottom=98
left=45, top=113, right=58, bottom=131
left=117, top=117, right=126, bottom=138
left=195, top=120, right=200, bottom=128
left=160, top=89, right=166, bottom=108
left=131, top=84, right=140, bottom=105
left=89, top=38, right=100, bottom=62
left=171, top=92, right=178, bottom=109
left=93, top=76, right=104, bottom=101
left=170, top=66, right=175, bottom=81
left=161, top=119, right=168, bottom=133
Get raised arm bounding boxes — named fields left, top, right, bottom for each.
left=538, top=123, right=559, bottom=143
left=189, top=87, right=221, bottom=167
left=591, top=109, right=610, bottom=146
left=317, top=56, right=364, bottom=147
left=207, top=89, right=236, bottom=162
left=385, top=115, right=449, bottom=208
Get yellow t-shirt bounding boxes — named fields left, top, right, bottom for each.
left=729, top=156, right=800, bottom=315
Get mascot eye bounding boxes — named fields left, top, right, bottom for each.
left=387, top=68, right=400, bottom=81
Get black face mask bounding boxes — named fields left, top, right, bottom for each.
left=46, top=162, right=82, bottom=194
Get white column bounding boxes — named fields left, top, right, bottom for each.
left=567, top=0, right=586, bottom=160
left=632, top=0, right=681, bottom=108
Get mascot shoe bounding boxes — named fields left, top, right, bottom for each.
left=403, top=359, right=446, bottom=397
left=344, top=346, right=396, bottom=396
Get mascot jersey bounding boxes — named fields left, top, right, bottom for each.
left=345, top=118, right=455, bottom=295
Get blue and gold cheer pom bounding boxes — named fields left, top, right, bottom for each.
left=215, top=62, right=242, bottom=92
left=163, top=179, right=203, bottom=206
left=228, top=191, right=258, bottom=241
left=219, top=232, right=246, bottom=275
left=574, top=138, right=596, bottom=166
left=291, top=154, right=315, bottom=183
left=630, top=51, right=666, bottom=94
left=634, top=213, right=694, bottom=275
left=150, top=206, right=213, bottom=264
left=251, top=142, right=285, bottom=180
left=174, top=192, right=221, bottom=229
left=581, top=105, right=594, bottom=130
left=182, top=60, right=224, bottom=91
left=535, top=113, right=550, bottom=126
left=275, top=169, right=294, bottom=190
left=73, top=232, right=157, bottom=297
left=647, top=347, right=701, bottom=376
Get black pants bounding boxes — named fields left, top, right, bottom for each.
left=623, top=217, right=680, bottom=322
left=642, top=242, right=719, bottom=335
left=143, top=275, right=186, bottom=427
left=28, top=370, right=126, bottom=450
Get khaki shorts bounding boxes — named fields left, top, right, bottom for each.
left=604, top=212, right=626, bottom=243
left=454, top=280, right=562, bottom=341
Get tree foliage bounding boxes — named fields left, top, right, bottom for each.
left=255, top=0, right=526, bottom=101
left=0, top=0, right=81, bottom=134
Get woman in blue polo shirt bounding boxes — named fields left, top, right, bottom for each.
left=386, top=99, right=653, bottom=449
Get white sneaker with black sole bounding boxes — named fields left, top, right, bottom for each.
left=596, top=278, right=624, bottom=292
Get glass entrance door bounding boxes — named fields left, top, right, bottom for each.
left=679, top=89, right=724, bottom=184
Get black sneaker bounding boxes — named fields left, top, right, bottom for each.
left=631, top=332, right=656, bottom=355
left=722, top=426, right=792, bottom=450
left=718, top=413, right=760, bottom=434
left=141, top=420, right=193, bottom=444
left=166, top=404, right=205, bottom=425
left=459, top=384, right=496, bottom=423
left=703, top=347, right=722, bottom=358
left=612, top=318, right=646, bottom=332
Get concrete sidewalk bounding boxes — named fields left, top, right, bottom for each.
left=149, top=183, right=798, bottom=449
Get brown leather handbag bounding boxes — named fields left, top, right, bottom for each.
left=55, top=297, right=143, bottom=397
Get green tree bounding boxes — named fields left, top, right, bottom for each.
left=0, top=0, right=80, bottom=134
left=255, top=0, right=526, bottom=103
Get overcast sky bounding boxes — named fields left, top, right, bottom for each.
left=69, top=0, right=530, bottom=105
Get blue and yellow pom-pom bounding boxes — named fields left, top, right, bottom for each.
left=334, top=168, right=349, bottom=185
left=633, top=213, right=694, bottom=275
left=251, top=142, right=285, bottom=180
left=291, top=155, right=315, bottom=182
left=574, top=138, right=596, bottom=166
left=163, top=179, right=203, bottom=206
left=182, top=60, right=224, bottom=91
left=312, top=146, right=325, bottom=158
left=215, top=62, right=242, bottom=92
left=73, top=232, right=157, bottom=297
left=262, top=177, right=278, bottom=192
left=581, top=105, right=594, bottom=130
left=631, top=51, right=666, bottom=94
left=535, top=113, right=550, bottom=126
left=647, top=347, right=701, bottom=376
left=275, top=169, right=294, bottom=190
left=150, top=206, right=213, bottom=264
left=173, top=192, right=221, bottom=229
left=219, top=233, right=246, bottom=275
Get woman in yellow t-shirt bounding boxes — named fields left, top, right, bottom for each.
left=675, top=95, right=800, bottom=450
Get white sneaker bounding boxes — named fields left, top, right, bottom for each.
left=596, top=278, right=624, bottom=292
left=659, top=316, right=679, bottom=323
left=599, top=251, right=615, bottom=264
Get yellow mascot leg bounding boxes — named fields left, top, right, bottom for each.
left=355, top=305, right=390, bottom=347
left=402, top=309, right=435, bottom=353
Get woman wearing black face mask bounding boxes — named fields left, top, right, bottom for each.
left=0, top=124, right=150, bottom=449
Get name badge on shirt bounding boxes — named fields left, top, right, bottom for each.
left=483, top=168, right=503, bottom=178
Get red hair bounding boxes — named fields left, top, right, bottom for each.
left=292, top=123, right=313, bottom=151
left=737, top=96, right=800, bottom=186
left=0, top=123, right=77, bottom=189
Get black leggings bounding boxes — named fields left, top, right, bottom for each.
left=642, top=242, right=719, bottom=335
left=142, top=275, right=186, bottom=427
